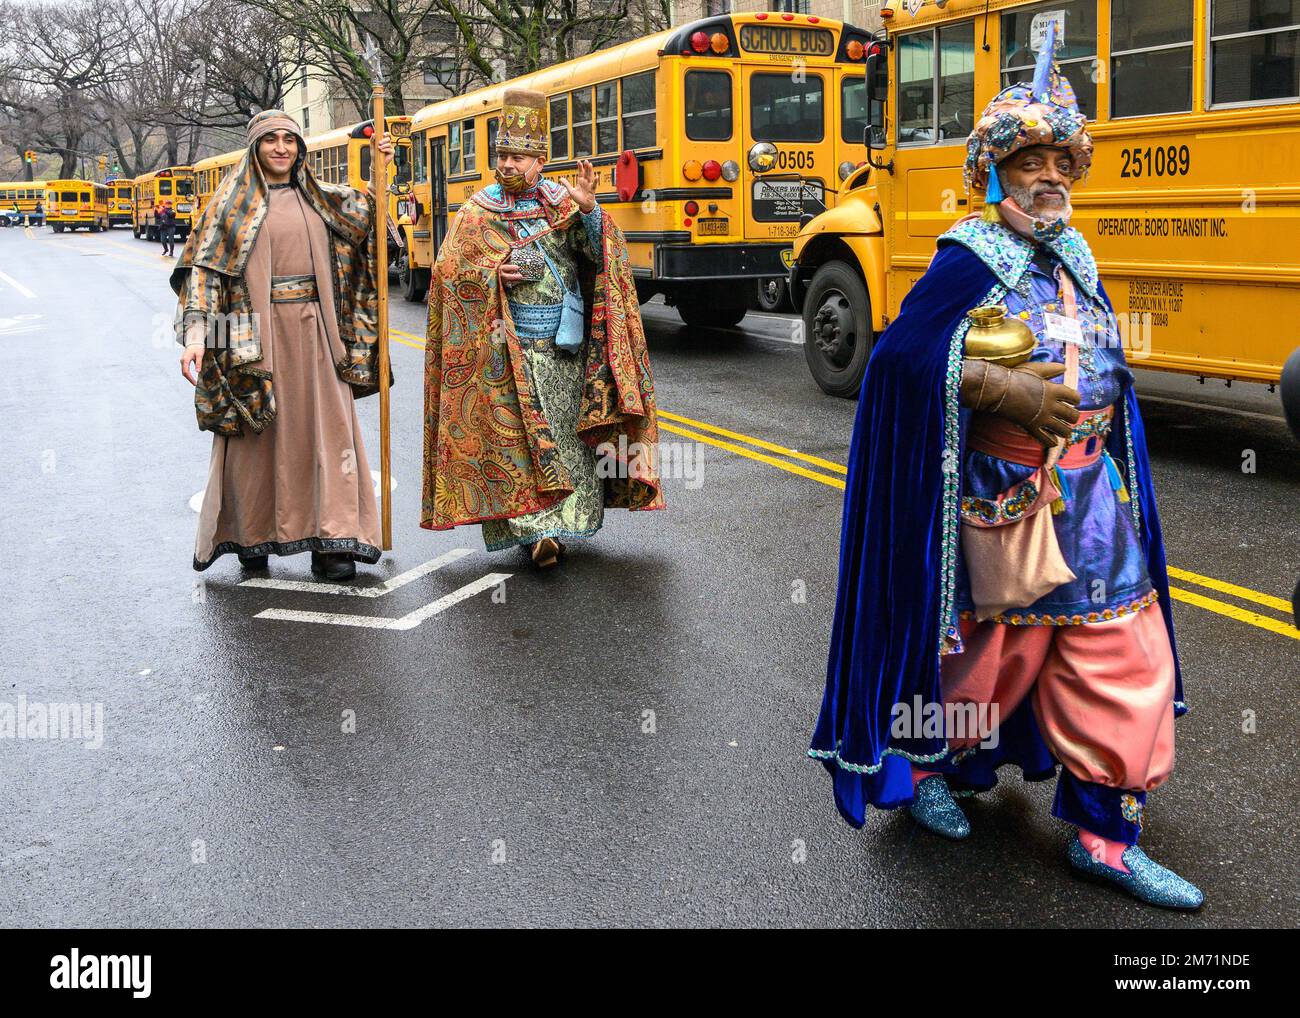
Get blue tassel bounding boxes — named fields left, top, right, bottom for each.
left=985, top=167, right=1005, bottom=204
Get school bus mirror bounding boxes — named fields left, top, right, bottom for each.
left=866, top=52, right=888, bottom=100
left=867, top=99, right=887, bottom=150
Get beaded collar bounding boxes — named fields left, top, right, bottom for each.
left=938, top=217, right=1099, bottom=301
left=470, top=179, right=568, bottom=213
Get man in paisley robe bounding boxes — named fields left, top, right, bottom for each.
left=420, top=88, right=664, bottom=566
left=809, top=24, right=1202, bottom=909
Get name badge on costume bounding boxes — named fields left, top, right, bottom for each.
left=1044, top=312, right=1084, bottom=346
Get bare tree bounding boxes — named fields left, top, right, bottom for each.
left=234, top=0, right=447, bottom=118
left=0, top=0, right=130, bottom=177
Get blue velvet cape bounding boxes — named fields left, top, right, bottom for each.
left=808, top=239, right=1185, bottom=829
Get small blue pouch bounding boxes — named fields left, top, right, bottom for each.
left=534, top=241, right=585, bottom=353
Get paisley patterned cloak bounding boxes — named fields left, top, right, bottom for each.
left=419, top=182, right=665, bottom=533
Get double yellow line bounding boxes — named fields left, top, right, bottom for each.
left=295, top=332, right=1300, bottom=642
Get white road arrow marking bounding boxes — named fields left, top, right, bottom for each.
left=239, top=548, right=475, bottom=598
left=255, top=571, right=510, bottom=630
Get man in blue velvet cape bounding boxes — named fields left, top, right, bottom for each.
left=808, top=24, right=1202, bottom=910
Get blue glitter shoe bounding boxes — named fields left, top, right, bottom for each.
left=908, top=775, right=970, bottom=840
left=1067, top=835, right=1204, bottom=910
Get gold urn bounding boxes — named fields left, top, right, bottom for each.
left=964, top=305, right=1036, bottom=366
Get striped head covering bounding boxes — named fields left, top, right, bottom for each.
left=246, top=109, right=306, bottom=153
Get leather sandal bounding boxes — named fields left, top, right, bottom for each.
left=530, top=537, right=560, bottom=569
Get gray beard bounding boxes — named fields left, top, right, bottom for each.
left=1000, top=172, right=1070, bottom=222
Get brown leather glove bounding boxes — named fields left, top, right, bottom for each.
left=960, top=359, right=1082, bottom=447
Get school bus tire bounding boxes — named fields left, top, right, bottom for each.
left=398, top=251, right=428, bottom=303
left=803, top=260, right=873, bottom=399
left=754, top=277, right=791, bottom=312
left=676, top=295, right=748, bottom=329
left=53, top=224, right=64, bottom=233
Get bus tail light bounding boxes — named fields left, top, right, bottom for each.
left=846, top=40, right=865, bottom=61
left=721, top=160, right=739, bottom=182
left=701, top=160, right=722, bottom=181
left=710, top=33, right=728, bottom=54
left=682, top=159, right=703, bottom=181
left=690, top=31, right=710, bottom=53
left=684, top=200, right=699, bottom=216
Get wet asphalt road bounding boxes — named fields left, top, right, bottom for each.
left=0, top=223, right=1296, bottom=929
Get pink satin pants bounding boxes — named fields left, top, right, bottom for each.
left=940, top=602, right=1176, bottom=792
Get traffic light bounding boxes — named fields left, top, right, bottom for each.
left=23, top=150, right=35, bottom=164
left=98, top=155, right=107, bottom=171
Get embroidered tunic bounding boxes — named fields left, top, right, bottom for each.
left=477, top=181, right=607, bottom=551
left=190, top=184, right=380, bottom=568
left=947, top=223, right=1152, bottom=623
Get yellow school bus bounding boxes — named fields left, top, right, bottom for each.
left=193, top=149, right=242, bottom=220
left=403, top=12, right=874, bottom=320
left=0, top=181, right=48, bottom=220
left=790, top=0, right=1300, bottom=396
left=132, top=166, right=196, bottom=240
left=44, top=179, right=109, bottom=232
left=104, top=177, right=134, bottom=227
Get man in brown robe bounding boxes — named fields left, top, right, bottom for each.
left=173, top=110, right=391, bottom=581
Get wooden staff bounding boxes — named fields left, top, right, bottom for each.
left=371, top=85, right=392, bottom=550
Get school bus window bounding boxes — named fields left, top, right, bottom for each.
left=412, top=130, right=428, bottom=183
left=487, top=117, right=499, bottom=159
left=938, top=23, right=975, bottom=139
left=159, top=178, right=173, bottom=196
left=1002, top=2, right=1097, bottom=120
left=339, top=150, right=348, bottom=183
left=572, top=87, right=593, bottom=156
left=1211, top=1, right=1300, bottom=105
left=462, top=119, right=476, bottom=172
left=549, top=96, right=569, bottom=158
left=449, top=122, right=461, bottom=174
left=1111, top=0, right=1193, bottom=117
left=176, top=177, right=193, bottom=196
left=596, top=81, right=618, bottom=153
left=60, top=191, right=76, bottom=202
left=842, top=77, right=868, bottom=143
left=897, top=31, right=935, bottom=143
left=750, top=72, right=824, bottom=142
left=361, top=145, right=372, bottom=182
left=685, top=70, right=732, bottom=141
left=621, top=71, right=656, bottom=149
